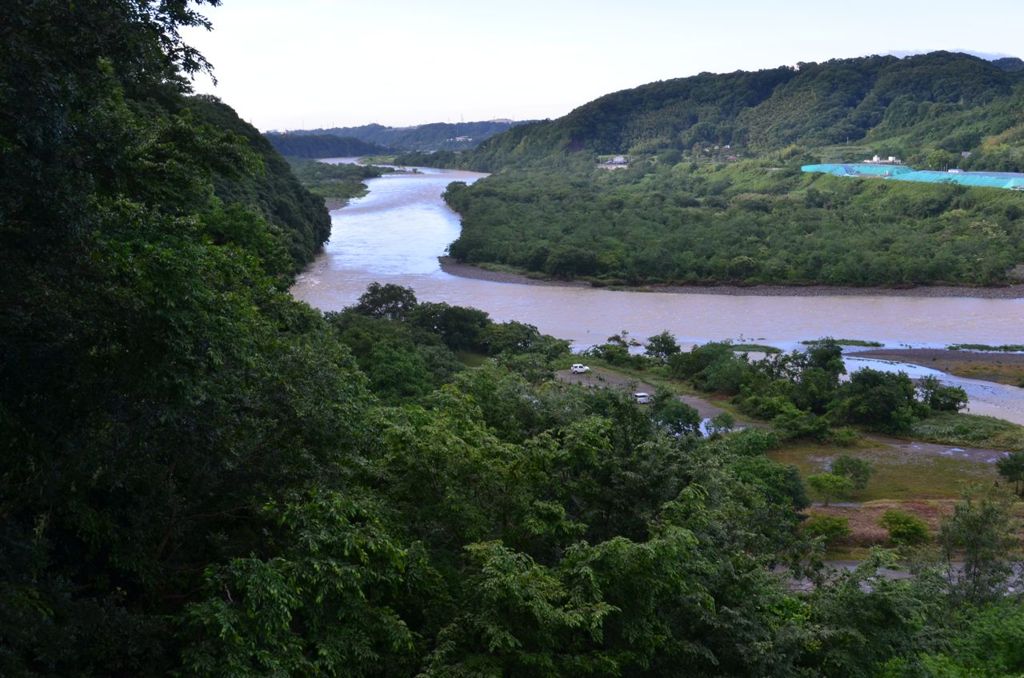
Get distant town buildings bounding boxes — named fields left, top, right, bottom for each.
left=864, top=154, right=903, bottom=165
left=598, top=155, right=630, bottom=170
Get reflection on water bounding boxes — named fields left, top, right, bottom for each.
left=291, top=165, right=1024, bottom=425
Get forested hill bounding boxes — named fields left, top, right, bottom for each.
left=264, top=132, right=387, bottom=158
left=464, top=51, right=1024, bottom=170
left=8, top=5, right=1024, bottom=675
left=290, top=119, right=530, bottom=151
left=441, top=51, right=1024, bottom=288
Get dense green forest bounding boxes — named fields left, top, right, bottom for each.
left=265, top=132, right=387, bottom=158
left=286, top=158, right=389, bottom=207
left=456, top=52, right=1024, bottom=170
left=427, top=52, right=1024, bottom=287
left=3, top=4, right=1024, bottom=676
left=445, top=156, right=1024, bottom=286
left=282, top=120, right=531, bottom=152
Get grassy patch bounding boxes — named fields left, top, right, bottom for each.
left=360, top=154, right=398, bottom=165
left=801, top=338, right=884, bottom=347
left=732, top=344, right=782, bottom=354
left=911, top=412, right=1024, bottom=451
left=943, top=362, right=1024, bottom=387
left=770, top=441, right=997, bottom=501
left=455, top=351, right=489, bottom=367
left=948, top=343, right=1024, bottom=353
left=807, top=500, right=955, bottom=549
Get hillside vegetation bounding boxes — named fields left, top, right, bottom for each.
left=446, top=156, right=1024, bottom=286
left=265, top=132, right=387, bottom=158
left=464, top=52, right=1024, bottom=170
left=283, top=119, right=530, bottom=152
left=436, top=52, right=1024, bottom=288
left=5, top=5, right=1024, bottom=676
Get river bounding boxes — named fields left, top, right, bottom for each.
left=291, top=162, right=1024, bottom=424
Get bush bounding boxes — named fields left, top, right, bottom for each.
left=706, top=412, right=735, bottom=438
left=919, top=376, right=968, bottom=413
left=807, top=473, right=854, bottom=506
left=804, top=515, right=851, bottom=545
left=723, top=429, right=780, bottom=456
left=831, top=368, right=921, bottom=433
left=828, top=427, right=860, bottom=447
left=832, top=455, right=873, bottom=490
left=772, top=404, right=830, bottom=441
left=739, top=393, right=795, bottom=420
left=879, top=510, right=930, bottom=546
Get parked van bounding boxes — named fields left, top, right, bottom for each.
left=633, top=392, right=652, bottom=404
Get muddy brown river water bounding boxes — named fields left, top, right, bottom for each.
left=291, top=161, right=1024, bottom=424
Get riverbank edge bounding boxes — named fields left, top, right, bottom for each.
left=438, top=257, right=1024, bottom=298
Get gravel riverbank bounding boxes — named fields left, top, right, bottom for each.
left=439, top=257, right=1024, bottom=298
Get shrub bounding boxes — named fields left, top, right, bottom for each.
left=832, top=455, right=873, bottom=490
left=831, top=368, right=920, bottom=433
left=828, top=427, right=860, bottom=447
left=807, top=473, right=854, bottom=506
left=772, top=404, right=830, bottom=441
left=919, top=376, right=968, bottom=413
left=804, top=515, right=851, bottom=545
left=706, top=412, right=735, bottom=438
left=723, top=429, right=780, bottom=456
left=879, top=509, right=930, bottom=546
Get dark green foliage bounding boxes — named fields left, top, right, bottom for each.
left=461, top=51, right=1024, bottom=170
left=939, top=489, right=1019, bottom=604
left=3, top=5, right=1021, bottom=674
left=287, top=157, right=387, bottom=203
left=733, top=456, right=811, bottom=511
left=297, top=119, right=529, bottom=152
left=724, top=429, right=781, bottom=456
left=651, top=389, right=701, bottom=437
left=913, top=602, right=1024, bottom=675
left=799, top=553, right=946, bottom=677
left=644, top=330, right=681, bottom=363
left=184, top=95, right=334, bottom=272
left=996, top=450, right=1024, bottom=495
left=948, top=342, right=1024, bottom=352
left=879, top=510, right=930, bottom=546
left=445, top=159, right=1024, bottom=287
left=440, top=52, right=1024, bottom=288
left=919, top=375, right=969, bottom=413
left=772, top=404, right=831, bottom=441
left=354, top=281, right=420, bottom=320
left=831, top=369, right=922, bottom=433
left=669, top=342, right=754, bottom=393
left=182, top=491, right=422, bottom=676
left=804, top=515, right=851, bottom=545
left=832, top=455, right=873, bottom=490
left=264, top=132, right=385, bottom=157
left=807, top=473, right=854, bottom=505
left=583, top=331, right=647, bottom=368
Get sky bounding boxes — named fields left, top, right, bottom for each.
left=182, top=0, right=1024, bottom=132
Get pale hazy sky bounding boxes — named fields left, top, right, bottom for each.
left=182, top=0, right=1024, bottom=131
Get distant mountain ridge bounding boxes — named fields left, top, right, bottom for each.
left=263, top=133, right=386, bottom=158
left=276, top=119, right=532, bottom=152
left=463, top=51, right=1024, bottom=171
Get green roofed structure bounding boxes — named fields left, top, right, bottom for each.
left=802, top=163, right=1024, bottom=190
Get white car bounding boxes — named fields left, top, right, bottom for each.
left=633, top=392, right=652, bottom=404
left=570, top=363, right=591, bottom=374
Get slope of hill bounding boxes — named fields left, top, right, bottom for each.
left=263, top=132, right=386, bottom=158
left=289, top=119, right=530, bottom=151
left=441, top=52, right=1024, bottom=289
left=463, top=52, right=1024, bottom=171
